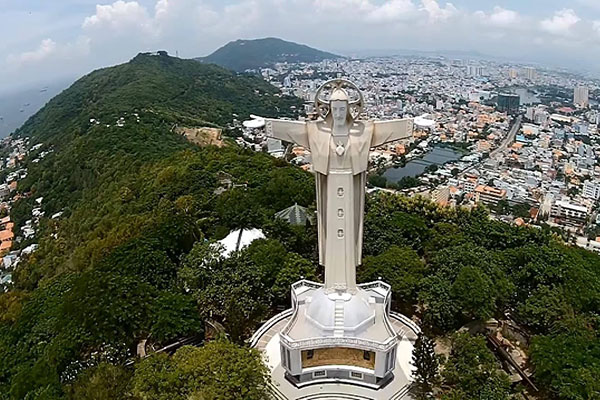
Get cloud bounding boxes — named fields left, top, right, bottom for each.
left=479, top=6, right=520, bottom=27
left=82, top=0, right=154, bottom=35
left=7, top=38, right=57, bottom=66
left=366, top=0, right=417, bottom=23
left=4, top=0, right=600, bottom=92
left=420, top=0, right=457, bottom=23
left=540, top=9, right=580, bottom=36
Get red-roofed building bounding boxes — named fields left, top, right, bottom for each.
left=474, top=185, right=507, bottom=207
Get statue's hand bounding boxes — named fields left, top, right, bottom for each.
left=242, top=115, right=267, bottom=131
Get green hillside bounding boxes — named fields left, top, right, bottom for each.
left=196, top=37, right=341, bottom=71
left=12, top=51, right=303, bottom=228
left=0, top=50, right=598, bottom=400
left=0, top=52, right=314, bottom=399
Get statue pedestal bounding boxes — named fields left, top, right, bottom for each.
left=251, top=282, right=419, bottom=399
left=277, top=280, right=400, bottom=388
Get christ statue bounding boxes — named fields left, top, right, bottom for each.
left=265, top=79, right=413, bottom=293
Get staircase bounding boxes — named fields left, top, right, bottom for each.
left=333, top=299, right=345, bottom=337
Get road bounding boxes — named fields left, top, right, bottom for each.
left=459, top=114, right=522, bottom=177
left=490, top=115, right=522, bottom=158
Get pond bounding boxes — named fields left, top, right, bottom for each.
left=383, top=146, right=462, bottom=182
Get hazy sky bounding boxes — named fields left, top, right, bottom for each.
left=2, top=0, right=600, bottom=93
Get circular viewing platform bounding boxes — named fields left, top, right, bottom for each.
left=251, top=310, right=419, bottom=400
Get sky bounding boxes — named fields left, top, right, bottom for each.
left=2, top=0, right=600, bottom=93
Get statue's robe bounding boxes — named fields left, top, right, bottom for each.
left=265, top=117, right=413, bottom=291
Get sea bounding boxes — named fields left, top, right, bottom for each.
left=0, top=80, right=72, bottom=138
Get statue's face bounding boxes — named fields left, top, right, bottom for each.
left=331, top=100, right=348, bottom=126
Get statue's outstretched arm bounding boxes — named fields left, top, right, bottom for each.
left=264, top=119, right=309, bottom=148
left=371, top=118, right=414, bottom=147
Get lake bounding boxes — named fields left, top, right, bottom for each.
left=383, top=146, right=462, bottom=182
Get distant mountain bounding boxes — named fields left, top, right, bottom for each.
left=196, top=37, right=341, bottom=71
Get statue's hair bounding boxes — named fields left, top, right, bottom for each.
left=330, top=88, right=349, bottom=102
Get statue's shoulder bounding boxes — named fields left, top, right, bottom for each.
left=350, top=120, right=373, bottom=136
left=311, top=120, right=332, bottom=132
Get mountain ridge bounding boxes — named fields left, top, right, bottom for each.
left=196, top=37, right=341, bottom=72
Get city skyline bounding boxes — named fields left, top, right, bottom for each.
left=2, top=0, right=600, bottom=93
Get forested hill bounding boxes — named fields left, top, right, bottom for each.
left=0, top=52, right=314, bottom=398
left=1, top=50, right=599, bottom=400
left=16, top=51, right=301, bottom=145
left=196, top=37, right=341, bottom=71
left=11, top=51, right=304, bottom=234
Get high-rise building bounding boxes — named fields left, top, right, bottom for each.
left=574, top=86, right=589, bottom=108
left=508, top=68, right=518, bottom=79
left=526, top=107, right=535, bottom=121
left=497, top=93, right=520, bottom=114
left=466, top=65, right=484, bottom=77
left=523, top=67, right=536, bottom=80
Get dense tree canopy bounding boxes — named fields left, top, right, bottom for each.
left=130, top=342, right=269, bottom=400
left=0, top=51, right=598, bottom=400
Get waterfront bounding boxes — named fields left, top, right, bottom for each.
left=383, top=146, right=463, bottom=182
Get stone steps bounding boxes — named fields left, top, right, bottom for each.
left=333, top=299, right=345, bottom=337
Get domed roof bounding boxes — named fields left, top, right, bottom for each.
left=305, top=288, right=375, bottom=335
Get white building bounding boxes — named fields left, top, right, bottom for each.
left=583, top=181, right=600, bottom=200
left=551, top=200, right=588, bottom=226
left=574, top=86, right=589, bottom=108
left=466, top=65, right=484, bottom=77
left=523, top=67, right=536, bottom=80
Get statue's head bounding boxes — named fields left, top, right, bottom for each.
left=330, top=88, right=350, bottom=127
left=314, top=79, right=363, bottom=127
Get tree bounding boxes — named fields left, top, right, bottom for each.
left=530, top=317, right=600, bottom=400
left=272, top=253, right=318, bottom=305
left=425, top=164, right=438, bottom=174
left=442, top=333, right=510, bottom=400
left=419, top=275, right=461, bottom=332
left=511, top=203, right=531, bottom=219
left=179, top=242, right=272, bottom=342
left=150, top=291, right=203, bottom=343
left=397, top=176, right=421, bottom=189
left=359, top=246, right=426, bottom=305
left=451, top=266, right=495, bottom=321
left=495, top=199, right=510, bottom=215
left=130, top=342, right=269, bottom=400
left=66, top=363, right=131, bottom=400
left=411, top=332, right=439, bottom=399
left=61, top=270, right=157, bottom=346
left=368, top=174, right=387, bottom=188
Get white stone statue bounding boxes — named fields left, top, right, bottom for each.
left=265, top=79, right=413, bottom=293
